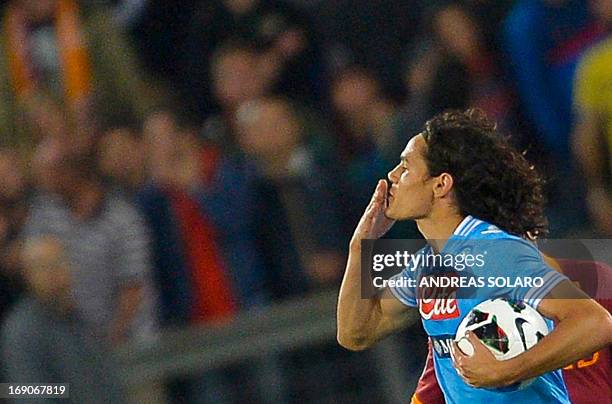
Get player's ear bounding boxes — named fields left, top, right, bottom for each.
left=433, top=172, right=454, bottom=198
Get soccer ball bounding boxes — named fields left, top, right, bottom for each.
left=454, top=299, right=549, bottom=389
left=455, top=298, right=549, bottom=361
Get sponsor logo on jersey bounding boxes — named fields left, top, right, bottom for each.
left=431, top=334, right=455, bottom=358
left=418, top=283, right=460, bottom=320
left=419, top=297, right=460, bottom=320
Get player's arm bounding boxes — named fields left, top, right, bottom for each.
left=452, top=280, right=612, bottom=387
left=501, top=281, right=612, bottom=384
left=337, top=256, right=415, bottom=351
left=337, top=180, right=417, bottom=351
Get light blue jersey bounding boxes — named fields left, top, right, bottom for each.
left=390, top=216, right=570, bottom=404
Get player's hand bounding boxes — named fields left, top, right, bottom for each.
left=451, top=331, right=512, bottom=388
left=350, top=180, right=395, bottom=249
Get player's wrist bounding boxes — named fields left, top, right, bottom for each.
left=349, top=237, right=363, bottom=252
left=497, top=356, right=525, bottom=386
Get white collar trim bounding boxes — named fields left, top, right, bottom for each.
left=452, top=215, right=483, bottom=236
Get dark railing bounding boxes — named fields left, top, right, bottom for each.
left=116, top=290, right=423, bottom=403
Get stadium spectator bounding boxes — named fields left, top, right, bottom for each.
left=502, top=0, right=605, bottom=160
left=332, top=66, right=398, bottom=162
left=432, top=3, right=516, bottom=135
left=393, top=35, right=475, bottom=147
left=236, top=97, right=344, bottom=297
left=502, top=0, right=606, bottom=235
left=394, top=31, right=482, bottom=144
left=98, top=125, right=147, bottom=197
left=0, top=0, right=163, bottom=155
left=137, top=109, right=282, bottom=404
left=137, top=110, right=267, bottom=325
left=181, top=0, right=326, bottom=122
left=199, top=38, right=334, bottom=185
left=573, top=0, right=612, bottom=236
left=458, top=0, right=515, bottom=61
left=1, top=236, right=126, bottom=403
left=200, top=40, right=271, bottom=152
left=394, top=40, right=439, bottom=136
left=330, top=66, right=400, bottom=233
left=134, top=114, right=192, bottom=326
left=24, top=137, right=157, bottom=345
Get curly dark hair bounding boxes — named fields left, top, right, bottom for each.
left=421, top=109, right=548, bottom=238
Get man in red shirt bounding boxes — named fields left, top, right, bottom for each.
left=412, top=258, right=612, bottom=404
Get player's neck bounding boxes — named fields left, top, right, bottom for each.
left=417, top=210, right=465, bottom=253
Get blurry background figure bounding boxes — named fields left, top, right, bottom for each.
left=331, top=66, right=398, bottom=163
left=330, top=66, right=422, bottom=238
left=200, top=38, right=334, bottom=170
left=503, top=0, right=605, bottom=161
left=201, top=40, right=271, bottom=152
left=431, top=3, right=516, bottom=135
left=395, top=39, right=441, bottom=139
left=180, top=0, right=326, bottom=123
left=502, top=0, right=606, bottom=236
left=573, top=0, right=612, bottom=236
left=329, top=66, right=413, bottom=237
left=25, top=136, right=157, bottom=345
left=137, top=109, right=282, bottom=404
left=1, top=236, right=126, bottom=403
left=98, top=124, right=146, bottom=197
left=236, top=96, right=344, bottom=296
left=138, top=109, right=267, bottom=325
left=136, top=112, right=194, bottom=327
left=0, top=149, right=28, bottom=324
left=212, top=41, right=270, bottom=118
left=0, top=0, right=163, bottom=156
left=459, top=0, right=515, bottom=61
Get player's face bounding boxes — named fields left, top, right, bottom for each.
left=386, top=134, right=434, bottom=220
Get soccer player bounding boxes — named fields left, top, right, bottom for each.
left=337, top=109, right=612, bottom=403
left=411, top=257, right=612, bottom=404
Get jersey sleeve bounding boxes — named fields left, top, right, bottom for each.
left=482, top=238, right=569, bottom=309
left=388, top=268, right=417, bottom=307
left=522, top=267, right=568, bottom=308
left=388, top=248, right=424, bottom=307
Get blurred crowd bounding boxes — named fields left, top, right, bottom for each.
left=0, top=0, right=610, bottom=402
